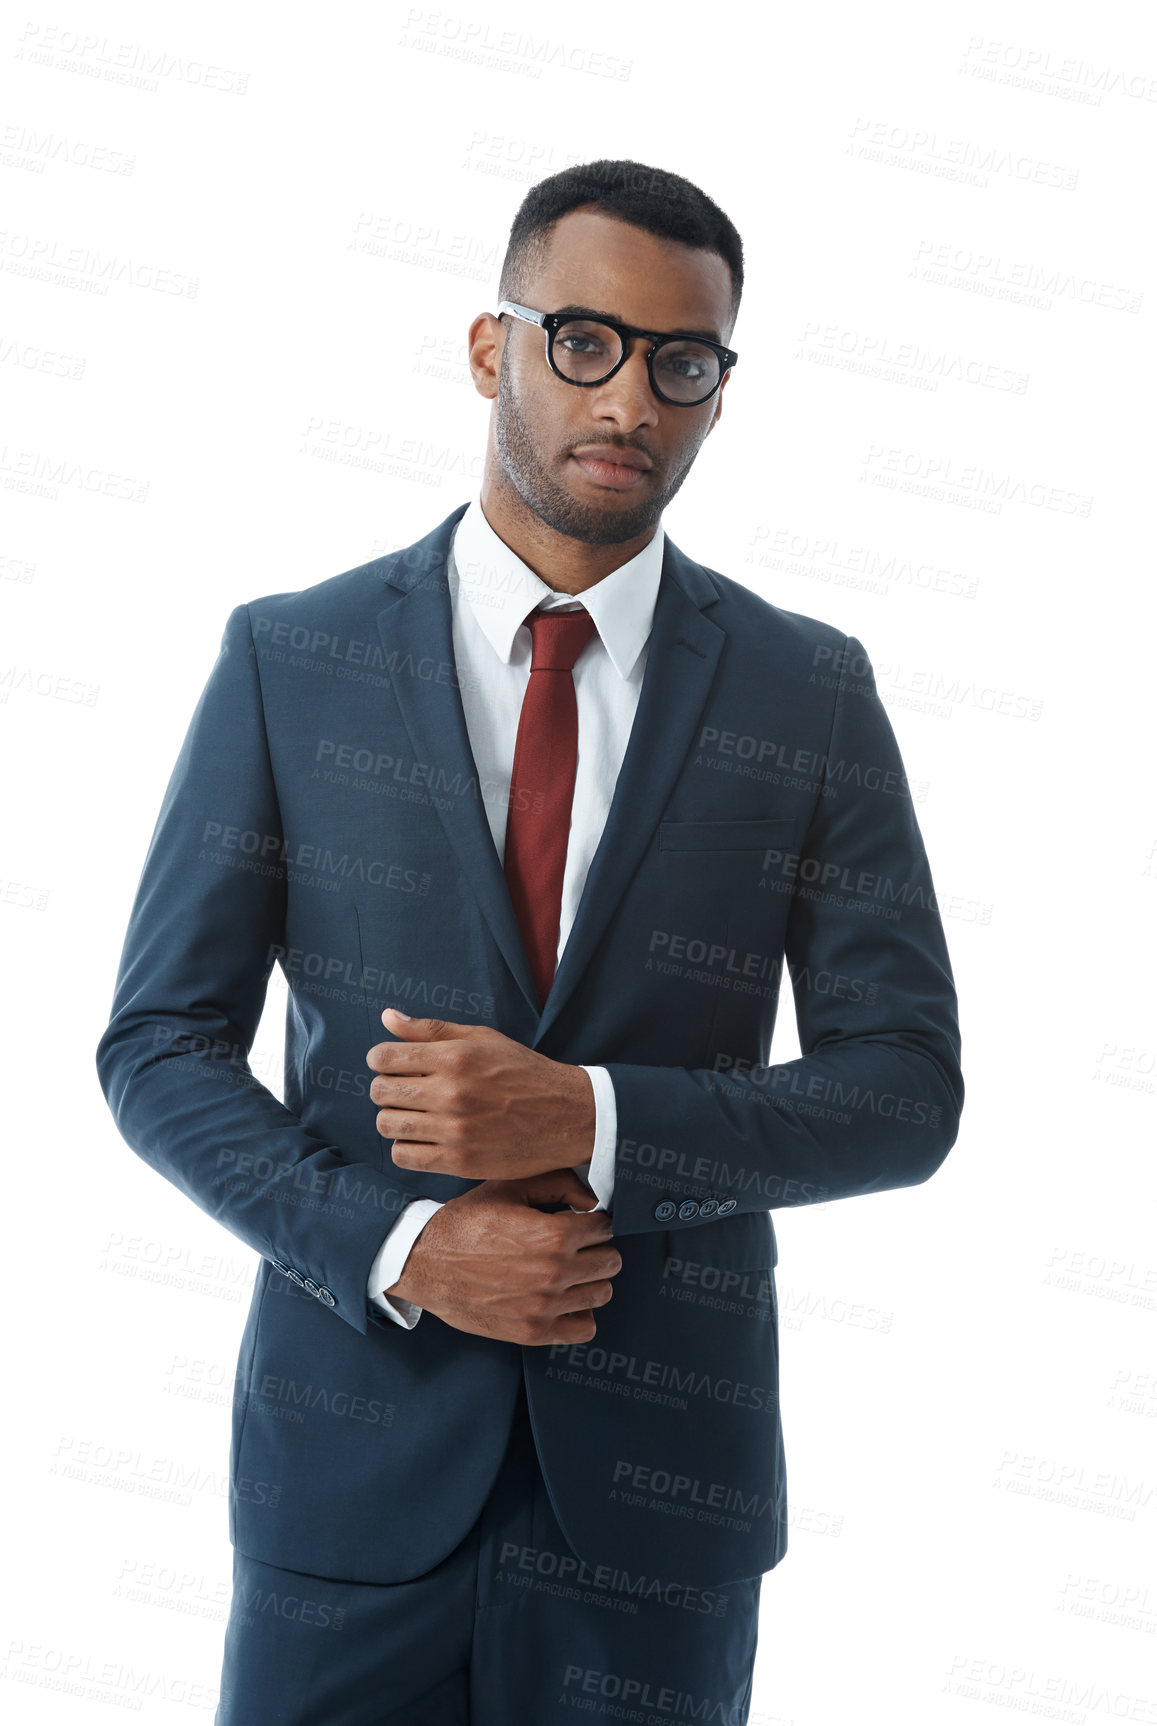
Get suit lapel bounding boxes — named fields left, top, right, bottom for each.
left=530, top=543, right=723, bottom=1046
left=374, top=503, right=541, bottom=1015
left=373, top=503, right=725, bottom=1040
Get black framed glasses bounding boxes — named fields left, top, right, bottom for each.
left=497, top=300, right=738, bottom=407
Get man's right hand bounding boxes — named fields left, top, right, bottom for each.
left=384, top=1168, right=622, bottom=1345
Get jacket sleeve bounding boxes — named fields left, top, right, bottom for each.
left=601, top=634, right=964, bottom=1238
left=94, top=602, right=415, bottom=1334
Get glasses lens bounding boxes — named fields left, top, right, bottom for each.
left=551, top=319, right=722, bottom=403
left=653, top=340, right=722, bottom=403
left=552, top=319, right=623, bottom=383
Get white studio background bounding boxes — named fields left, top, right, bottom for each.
left=3, top=2, right=1155, bottom=1721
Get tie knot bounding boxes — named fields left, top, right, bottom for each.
left=526, top=606, right=598, bottom=673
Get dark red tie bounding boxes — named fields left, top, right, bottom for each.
left=503, top=606, right=598, bottom=1007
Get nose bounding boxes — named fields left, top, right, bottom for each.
left=589, top=335, right=661, bottom=427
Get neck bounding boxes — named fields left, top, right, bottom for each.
left=478, top=477, right=658, bottom=596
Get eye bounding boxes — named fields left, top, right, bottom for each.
left=559, top=333, right=611, bottom=357
left=656, top=349, right=710, bottom=381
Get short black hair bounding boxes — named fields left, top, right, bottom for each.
left=497, top=158, right=744, bottom=339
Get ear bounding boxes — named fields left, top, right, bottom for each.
left=467, top=311, right=505, bottom=402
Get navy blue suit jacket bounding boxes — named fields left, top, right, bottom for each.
left=95, top=500, right=963, bottom=1590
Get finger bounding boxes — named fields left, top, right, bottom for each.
left=381, top=1010, right=474, bottom=1041
left=365, top=1040, right=438, bottom=1073
left=565, top=1278, right=616, bottom=1308
left=369, top=1072, right=436, bottom=1106
left=385, top=1132, right=448, bottom=1173
left=382, top=1008, right=506, bottom=1043
left=536, top=1313, right=599, bottom=1347
left=376, top=1111, right=442, bottom=1146
left=555, top=1206, right=617, bottom=1244
left=375, top=1103, right=437, bottom=1136
left=515, top=1168, right=601, bottom=1209
left=382, top=1010, right=452, bottom=1038
left=561, top=1246, right=622, bottom=1290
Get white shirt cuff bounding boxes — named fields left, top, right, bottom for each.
left=367, top=1198, right=445, bottom=1327
left=574, top=1065, right=616, bottom=1212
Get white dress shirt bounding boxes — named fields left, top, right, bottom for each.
left=366, top=493, right=666, bottom=1326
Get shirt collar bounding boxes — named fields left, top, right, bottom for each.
left=449, top=493, right=665, bottom=682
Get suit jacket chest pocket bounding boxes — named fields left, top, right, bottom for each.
left=654, top=817, right=798, bottom=982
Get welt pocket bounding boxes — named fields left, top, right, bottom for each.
left=658, top=817, right=798, bottom=853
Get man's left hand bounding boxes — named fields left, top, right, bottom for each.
left=365, top=1009, right=596, bottom=1180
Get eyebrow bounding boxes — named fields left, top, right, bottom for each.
left=552, top=303, right=724, bottom=345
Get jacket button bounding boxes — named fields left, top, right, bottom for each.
left=677, top=1199, right=700, bottom=1220
left=271, top=1260, right=290, bottom=1276
left=716, top=1198, right=738, bottom=1215
left=286, top=1269, right=306, bottom=1288
left=303, top=1279, right=321, bottom=1298
left=318, top=1287, right=337, bottom=1307
left=698, top=1198, right=719, bottom=1216
left=654, top=1200, right=677, bottom=1221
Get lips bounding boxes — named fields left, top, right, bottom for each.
left=570, top=449, right=654, bottom=490
left=571, top=446, right=652, bottom=471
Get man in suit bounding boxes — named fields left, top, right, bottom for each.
left=96, top=158, right=963, bottom=1724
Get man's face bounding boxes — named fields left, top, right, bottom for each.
left=490, top=207, right=735, bottom=547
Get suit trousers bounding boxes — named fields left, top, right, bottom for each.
left=215, top=1372, right=763, bottom=1724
